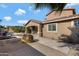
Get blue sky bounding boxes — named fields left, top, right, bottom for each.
left=0, top=3, right=79, bottom=26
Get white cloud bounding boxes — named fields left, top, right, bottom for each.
left=17, top=20, right=28, bottom=24
left=15, top=8, right=26, bottom=16
left=34, top=9, right=41, bottom=14
left=3, top=16, right=12, bottom=21
left=65, top=3, right=79, bottom=8
left=36, top=9, right=41, bottom=13
left=0, top=4, right=8, bottom=8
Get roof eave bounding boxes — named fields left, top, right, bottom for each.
left=24, top=20, right=42, bottom=26
left=43, top=14, right=79, bottom=24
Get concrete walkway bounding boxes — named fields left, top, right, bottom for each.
left=33, top=35, right=71, bottom=55
left=28, top=42, right=67, bottom=56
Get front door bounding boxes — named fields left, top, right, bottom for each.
left=30, top=26, right=38, bottom=34
left=27, top=26, right=38, bottom=34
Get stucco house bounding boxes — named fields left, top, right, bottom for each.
left=25, top=8, right=79, bottom=40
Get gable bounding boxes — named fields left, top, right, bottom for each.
left=25, top=20, right=41, bottom=27
left=46, top=9, right=75, bottom=21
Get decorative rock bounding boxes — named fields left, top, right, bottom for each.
left=21, top=34, right=34, bottom=43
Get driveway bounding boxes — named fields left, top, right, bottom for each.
left=0, top=38, right=45, bottom=56
left=0, top=36, right=67, bottom=56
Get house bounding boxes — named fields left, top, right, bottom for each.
left=25, top=8, right=79, bottom=40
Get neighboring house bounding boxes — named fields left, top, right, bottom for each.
left=25, top=8, right=79, bottom=40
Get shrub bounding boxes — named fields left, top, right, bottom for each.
left=59, top=33, right=79, bottom=44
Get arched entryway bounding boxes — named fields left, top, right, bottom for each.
left=26, top=26, right=38, bottom=34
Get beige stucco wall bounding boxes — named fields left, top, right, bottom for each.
left=43, top=21, right=72, bottom=40
left=46, top=10, right=74, bottom=21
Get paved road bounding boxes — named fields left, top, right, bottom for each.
left=0, top=39, right=45, bottom=56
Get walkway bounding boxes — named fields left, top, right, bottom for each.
left=28, top=42, right=66, bottom=56
left=32, top=34, right=71, bottom=55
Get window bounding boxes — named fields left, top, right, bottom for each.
left=48, top=23, right=57, bottom=32
left=74, top=20, right=79, bottom=27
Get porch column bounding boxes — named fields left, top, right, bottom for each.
left=38, top=25, right=42, bottom=37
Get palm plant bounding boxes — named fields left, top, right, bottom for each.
left=35, top=3, right=67, bottom=12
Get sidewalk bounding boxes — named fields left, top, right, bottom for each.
left=28, top=42, right=66, bottom=56
left=32, top=35, right=73, bottom=55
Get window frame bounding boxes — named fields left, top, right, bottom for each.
left=47, top=23, right=57, bottom=32
left=74, top=20, right=79, bottom=28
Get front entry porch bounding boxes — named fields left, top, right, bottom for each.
left=26, top=26, right=38, bottom=34
left=25, top=20, right=43, bottom=37
left=26, top=25, right=42, bottom=37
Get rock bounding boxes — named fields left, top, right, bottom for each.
left=21, top=34, right=34, bottom=43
